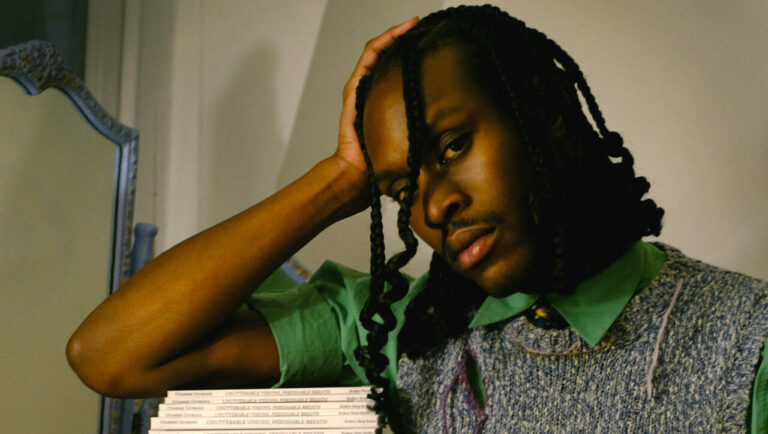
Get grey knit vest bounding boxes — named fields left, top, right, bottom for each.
left=396, top=245, right=768, bottom=433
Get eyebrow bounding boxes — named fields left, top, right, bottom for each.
left=426, top=104, right=464, bottom=130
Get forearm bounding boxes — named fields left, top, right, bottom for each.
left=67, top=156, right=367, bottom=394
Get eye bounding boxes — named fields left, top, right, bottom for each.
left=439, top=133, right=471, bottom=164
left=389, top=179, right=409, bottom=205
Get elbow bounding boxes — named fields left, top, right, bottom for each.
left=66, top=332, right=134, bottom=398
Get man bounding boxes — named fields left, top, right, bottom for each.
left=68, top=6, right=768, bottom=432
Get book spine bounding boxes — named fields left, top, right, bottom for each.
left=147, top=430, right=377, bottom=434
left=150, top=415, right=378, bottom=430
left=158, top=402, right=370, bottom=412
left=164, top=394, right=371, bottom=404
left=158, top=409, right=372, bottom=418
left=166, top=386, right=371, bottom=397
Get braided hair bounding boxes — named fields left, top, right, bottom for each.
left=351, top=5, right=664, bottom=430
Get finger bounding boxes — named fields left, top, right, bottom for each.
left=345, top=17, right=419, bottom=96
left=354, top=17, right=419, bottom=71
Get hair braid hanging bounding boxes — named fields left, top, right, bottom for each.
left=351, top=73, right=396, bottom=430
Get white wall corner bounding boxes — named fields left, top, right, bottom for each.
left=84, top=0, right=125, bottom=117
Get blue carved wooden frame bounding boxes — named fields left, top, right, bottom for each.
left=0, top=40, right=138, bottom=434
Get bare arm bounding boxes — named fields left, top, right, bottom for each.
left=66, top=17, right=418, bottom=399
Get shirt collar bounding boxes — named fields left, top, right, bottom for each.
left=468, top=241, right=666, bottom=347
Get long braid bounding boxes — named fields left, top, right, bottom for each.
left=551, top=44, right=663, bottom=238
left=379, top=41, right=425, bottom=306
left=352, top=73, right=397, bottom=430
left=351, top=39, right=441, bottom=430
left=537, top=29, right=664, bottom=238
left=352, top=37, right=437, bottom=432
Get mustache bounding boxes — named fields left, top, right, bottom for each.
left=441, top=212, right=505, bottom=257
left=447, top=212, right=505, bottom=232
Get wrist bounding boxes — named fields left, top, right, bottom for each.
left=315, top=156, right=371, bottom=222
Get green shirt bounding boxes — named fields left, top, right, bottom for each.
left=251, top=241, right=768, bottom=432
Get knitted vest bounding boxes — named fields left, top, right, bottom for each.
left=396, top=245, right=768, bottom=433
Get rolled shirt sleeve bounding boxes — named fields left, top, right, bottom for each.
left=252, top=282, right=343, bottom=387
left=248, top=261, right=375, bottom=387
left=248, top=260, right=426, bottom=389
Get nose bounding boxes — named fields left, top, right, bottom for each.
left=422, top=176, right=468, bottom=229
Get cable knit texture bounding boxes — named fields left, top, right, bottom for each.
left=396, top=244, right=768, bottom=432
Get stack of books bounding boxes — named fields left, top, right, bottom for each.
left=147, top=385, right=378, bottom=434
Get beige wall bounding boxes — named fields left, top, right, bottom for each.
left=130, top=0, right=329, bottom=249
left=0, top=80, right=110, bottom=433
left=127, top=0, right=768, bottom=280
left=0, top=2, right=130, bottom=431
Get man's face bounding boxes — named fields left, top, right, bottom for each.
left=363, top=45, right=537, bottom=297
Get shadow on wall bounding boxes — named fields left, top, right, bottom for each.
left=203, top=46, right=283, bottom=226
left=133, top=0, right=176, bottom=245
left=276, top=0, right=442, bottom=276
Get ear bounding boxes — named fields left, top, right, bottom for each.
left=548, top=114, right=566, bottom=139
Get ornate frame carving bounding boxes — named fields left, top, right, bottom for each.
left=0, top=40, right=138, bottom=434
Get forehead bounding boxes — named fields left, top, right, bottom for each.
left=362, top=46, right=483, bottom=184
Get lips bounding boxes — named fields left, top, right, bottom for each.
left=445, top=226, right=497, bottom=271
